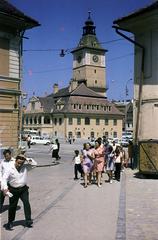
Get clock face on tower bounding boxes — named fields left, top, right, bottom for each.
left=92, top=55, right=99, bottom=62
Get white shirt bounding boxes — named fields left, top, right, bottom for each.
left=1, top=158, right=37, bottom=190
left=74, top=155, right=81, bottom=164
left=50, top=143, right=58, bottom=151
left=0, top=157, right=15, bottom=183
left=115, top=152, right=123, bottom=163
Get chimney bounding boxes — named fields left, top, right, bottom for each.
left=53, top=83, right=59, bottom=94
left=69, top=79, right=78, bottom=92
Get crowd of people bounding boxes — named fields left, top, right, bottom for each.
left=72, top=138, right=128, bottom=188
left=0, top=136, right=133, bottom=231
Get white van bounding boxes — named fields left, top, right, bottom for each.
left=30, top=136, right=50, bottom=145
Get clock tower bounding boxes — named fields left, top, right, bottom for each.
left=71, top=12, right=107, bottom=96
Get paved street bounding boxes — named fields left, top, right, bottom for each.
left=1, top=140, right=158, bottom=240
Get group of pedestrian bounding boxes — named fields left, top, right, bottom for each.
left=72, top=138, right=125, bottom=188
left=66, top=136, right=75, bottom=144
left=0, top=148, right=37, bottom=230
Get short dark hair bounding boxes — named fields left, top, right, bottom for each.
left=95, top=139, right=102, bottom=146
left=3, top=149, right=11, bottom=156
left=74, top=150, right=79, bottom=155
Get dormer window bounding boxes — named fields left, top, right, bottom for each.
left=79, top=104, right=82, bottom=110
left=31, top=102, right=35, bottom=111
left=104, top=106, right=107, bottom=111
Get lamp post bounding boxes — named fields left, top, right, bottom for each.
left=125, top=78, right=132, bottom=131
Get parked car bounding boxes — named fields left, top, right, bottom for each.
left=30, top=136, right=50, bottom=145
left=122, top=131, right=133, bottom=139
left=120, top=137, right=129, bottom=147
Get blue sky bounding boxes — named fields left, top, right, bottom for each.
left=10, top=0, right=154, bottom=102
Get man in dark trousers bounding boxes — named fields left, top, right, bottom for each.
left=1, top=155, right=37, bottom=230
left=0, top=149, right=15, bottom=212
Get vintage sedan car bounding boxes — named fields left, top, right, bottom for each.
left=30, top=136, right=50, bottom=145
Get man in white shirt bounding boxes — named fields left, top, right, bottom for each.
left=2, top=154, right=37, bottom=230
left=0, top=149, right=15, bottom=212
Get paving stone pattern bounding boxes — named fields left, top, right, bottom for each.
left=125, top=169, right=158, bottom=240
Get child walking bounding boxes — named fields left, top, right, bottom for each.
left=72, top=150, right=83, bottom=180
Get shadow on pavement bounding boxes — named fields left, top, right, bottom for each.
left=3, top=219, right=26, bottom=230
left=1, top=205, right=21, bottom=213
left=133, top=171, right=158, bottom=179
left=37, top=162, right=60, bottom=168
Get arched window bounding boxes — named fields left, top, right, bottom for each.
left=44, top=116, right=50, bottom=124
left=38, top=116, right=41, bottom=124
left=59, top=118, right=62, bottom=125
left=34, top=117, right=37, bottom=124
left=25, top=117, right=28, bottom=125
left=54, top=118, right=57, bottom=125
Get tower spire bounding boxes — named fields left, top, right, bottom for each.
left=82, top=12, right=96, bottom=36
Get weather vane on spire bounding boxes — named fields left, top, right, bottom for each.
left=88, top=11, right=91, bottom=19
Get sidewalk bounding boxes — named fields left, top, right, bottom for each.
left=124, top=169, right=158, bottom=240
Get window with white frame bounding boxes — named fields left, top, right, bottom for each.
left=113, top=119, right=117, bottom=126
left=68, top=117, right=73, bottom=125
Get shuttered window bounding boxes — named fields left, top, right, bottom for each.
left=0, top=38, right=9, bottom=76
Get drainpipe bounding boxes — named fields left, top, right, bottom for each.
left=112, top=26, right=145, bottom=145
left=18, top=30, right=25, bottom=147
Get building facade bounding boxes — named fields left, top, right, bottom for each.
left=113, top=1, right=158, bottom=141
left=24, top=13, right=124, bottom=140
left=113, top=100, right=133, bottom=133
left=0, top=0, right=40, bottom=149
left=24, top=84, right=123, bottom=140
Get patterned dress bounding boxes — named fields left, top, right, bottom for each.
left=82, top=149, right=93, bottom=174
